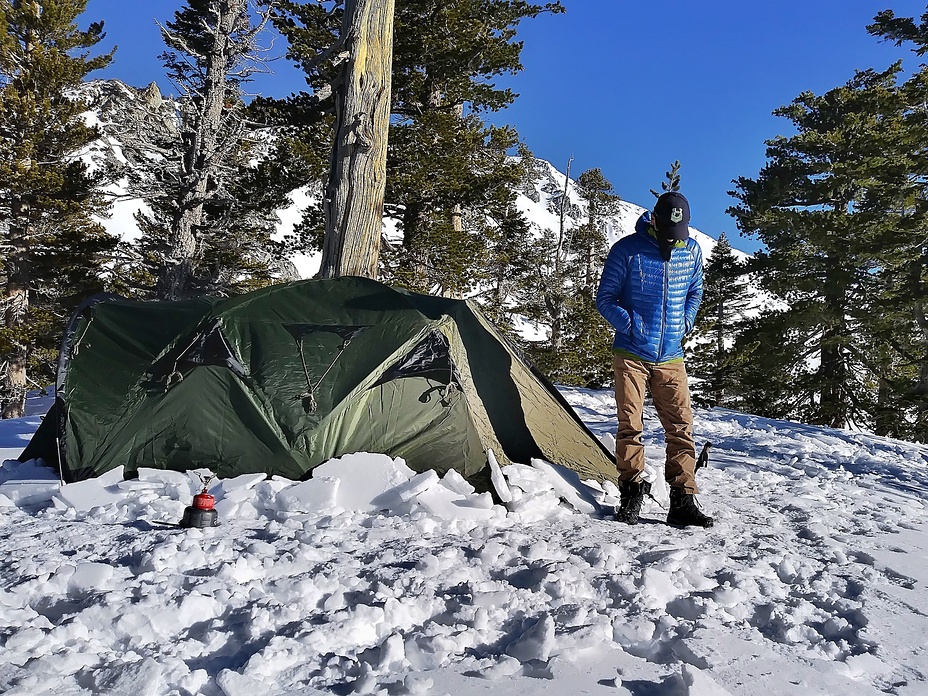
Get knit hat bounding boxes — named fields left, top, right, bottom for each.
left=653, top=191, right=690, bottom=240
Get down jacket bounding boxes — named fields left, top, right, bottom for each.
left=596, top=212, right=703, bottom=364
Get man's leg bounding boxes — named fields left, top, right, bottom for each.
left=649, top=361, right=697, bottom=494
left=613, top=356, right=649, bottom=482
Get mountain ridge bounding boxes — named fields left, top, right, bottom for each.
left=78, top=79, right=750, bottom=280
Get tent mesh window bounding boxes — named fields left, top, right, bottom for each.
left=148, top=319, right=248, bottom=388
left=284, top=324, right=369, bottom=413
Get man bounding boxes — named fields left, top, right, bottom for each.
left=595, top=191, right=713, bottom=528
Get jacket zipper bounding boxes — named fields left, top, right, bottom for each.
left=659, top=254, right=669, bottom=360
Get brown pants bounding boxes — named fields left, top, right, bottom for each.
left=613, top=356, right=698, bottom=493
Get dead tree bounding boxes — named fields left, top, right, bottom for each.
left=154, top=0, right=270, bottom=300
left=320, top=0, right=395, bottom=279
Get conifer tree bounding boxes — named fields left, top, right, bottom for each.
left=0, top=0, right=115, bottom=418
left=557, top=168, right=621, bottom=387
left=863, top=9, right=928, bottom=440
left=115, top=0, right=292, bottom=300
left=650, top=160, right=681, bottom=198
left=270, top=0, right=562, bottom=292
left=688, top=233, right=753, bottom=408
left=522, top=166, right=618, bottom=387
left=729, top=65, right=907, bottom=429
left=473, top=197, right=534, bottom=334
left=574, top=168, right=621, bottom=287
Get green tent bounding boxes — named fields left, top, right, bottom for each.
left=21, top=276, right=616, bottom=486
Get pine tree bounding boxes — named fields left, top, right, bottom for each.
left=573, top=168, right=620, bottom=287
left=0, top=0, right=115, bottom=418
left=650, top=160, right=681, bottom=198
left=521, top=166, right=618, bottom=387
left=864, top=9, right=928, bottom=440
left=560, top=167, right=620, bottom=387
left=728, top=65, right=907, bottom=430
left=270, top=0, right=562, bottom=293
left=687, top=233, right=753, bottom=408
left=113, top=0, right=293, bottom=300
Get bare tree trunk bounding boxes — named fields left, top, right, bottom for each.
left=555, top=156, right=572, bottom=277
left=1, top=20, right=35, bottom=419
left=157, top=0, right=247, bottom=300
left=547, top=157, right=573, bottom=354
left=320, top=0, right=395, bottom=279
left=2, top=216, right=29, bottom=418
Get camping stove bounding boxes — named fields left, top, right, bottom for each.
left=181, top=475, right=219, bottom=528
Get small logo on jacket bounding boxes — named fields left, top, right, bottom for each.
left=670, top=207, right=684, bottom=223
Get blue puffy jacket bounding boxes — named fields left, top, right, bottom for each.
left=596, top=212, right=703, bottom=364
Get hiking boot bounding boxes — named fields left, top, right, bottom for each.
left=615, top=480, right=651, bottom=525
left=667, top=487, right=714, bottom=528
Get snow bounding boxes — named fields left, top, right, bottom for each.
left=515, top=158, right=745, bottom=265
left=4, top=388, right=928, bottom=695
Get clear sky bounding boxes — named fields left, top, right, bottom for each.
left=84, top=0, right=928, bottom=253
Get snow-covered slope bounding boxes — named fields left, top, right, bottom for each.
left=3, top=389, right=928, bottom=695
left=78, top=81, right=750, bottom=282
left=515, top=158, right=743, bottom=263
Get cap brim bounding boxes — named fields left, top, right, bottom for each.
left=663, top=223, right=689, bottom=240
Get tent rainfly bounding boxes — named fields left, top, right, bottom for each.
left=20, top=276, right=616, bottom=487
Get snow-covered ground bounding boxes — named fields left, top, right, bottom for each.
left=3, top=388, right=928, bottom=695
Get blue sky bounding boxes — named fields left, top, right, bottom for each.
left=84, top=0, right=928, bottom=254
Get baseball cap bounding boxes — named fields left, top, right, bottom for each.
left=653, top=191, right=691, bottom=240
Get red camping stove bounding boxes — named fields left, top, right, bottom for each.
left=181, top=486, right=219, bottom=528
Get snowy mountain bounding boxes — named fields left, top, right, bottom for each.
left=79, top=80, right=750, bottom=282
left=3, top=388, right=928, bottom=695
left=514, top=158, right=743, bottom=263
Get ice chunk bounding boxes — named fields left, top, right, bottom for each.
left=505, top=614, right=555, bottom=663
left=93, top=657, right=164, bottom=696
left=136, top=468, right=191, bottom=485
left=681, top=663, right=734, bottom=696
left=68, top=562, right=115, bottom=594
left=313, top=452, right=414, bottom=512
left=639, top=568, right=682, bottom=610
left=374, top=470, right=439, bottom=507
left=0, top=481, right=59, bottom=507
left=487, top=449, right=512, bottom=503
left=440, top=468, right=475, bottom=496
left=840, top=652, right=893, bottom=679
left=413, top=484, right=499, bottom=521
left=531, top=458, right=602, bottom=514
left=276, top=477, right=340, bottom=513
left=0, top=457, right=58, bottom=482
left=213, top=473, right=267, bottom=496
left=53, top=467, right=126, bottom=511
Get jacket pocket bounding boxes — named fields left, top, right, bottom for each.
left=629, top=312, right=647, bottom=350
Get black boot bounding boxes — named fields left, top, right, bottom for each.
left=615, top=480, right=651, bottom=525
left=667, top=487, right=714, bottom=528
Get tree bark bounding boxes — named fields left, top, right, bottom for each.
left=2, top=205, right=29, bottom=417
left=1, top=19, right=35, bottom=420
left=320, top=0, right=395, bottom=279
left=2, top=245, right=29, bottom=418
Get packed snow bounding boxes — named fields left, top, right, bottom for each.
left=3, top=388, right=928, bottom=695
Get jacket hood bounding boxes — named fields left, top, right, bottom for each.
left=635, top=211, right=656, bottom=241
